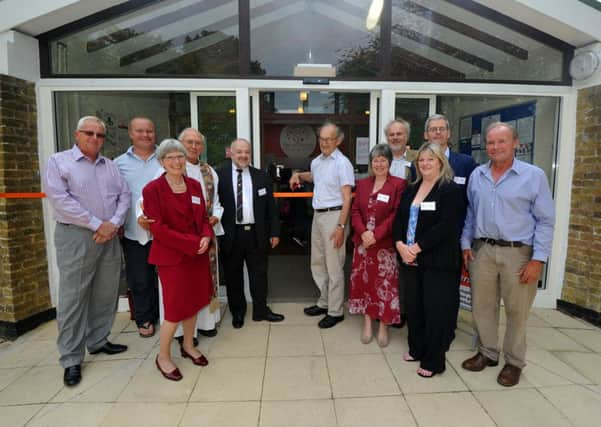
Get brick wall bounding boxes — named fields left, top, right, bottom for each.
left=0, top=74, right=53, bottom=339
left=560, top=84, right=601, bottom=324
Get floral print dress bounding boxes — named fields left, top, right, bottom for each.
left=348, top=191, right=401, bottom=324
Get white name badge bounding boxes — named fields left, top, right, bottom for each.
left=258, top=188, right=267, bottom=196
left=454, top=176, right=466, bottom=185
left=191, top=196, right=201, bottom=205
left=377, top=193, right=390, bottom=203
left=420, top=201, right=436, bottom=211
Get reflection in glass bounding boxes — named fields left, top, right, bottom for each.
left=51, top=0, right=241, bottom=75
left=54, top=91, right=190, bottom=159
left=197, top=96, right=237, bottom=168
left=394, top=98, right=430, bottom=150
left=250, top=0, right=378, bottom=78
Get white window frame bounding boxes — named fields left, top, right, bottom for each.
left=37, top=78, right=575, bottom=308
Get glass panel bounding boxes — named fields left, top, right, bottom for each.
left=394, top=97, right=430, bottom=150
left=260, top=91, right=370, bottom=169
left=54, top=91, right=191, bottom=296
left=54, top=91, right=190, bottom=158
left=438, top=94, right=560, bottom=290
left=50, top=0, right=240, bottom=75
left=196, top=95, right=237, bottom=168
left=390, top=0, right=565, bottom=82
left=250, top=0, right=379, bottom=78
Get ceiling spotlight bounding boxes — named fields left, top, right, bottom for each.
left=366, top=0, right=384, bottom=30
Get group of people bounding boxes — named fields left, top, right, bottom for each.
left=44, top=111, right=554, bottom=389
left=44, top=116, right=284, bottom=385
left=291, top=115, right=554, bottom=384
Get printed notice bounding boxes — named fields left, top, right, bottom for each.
left=356, top=137, right=370, bottom=165
left=517, top=116, right=534, bottom=144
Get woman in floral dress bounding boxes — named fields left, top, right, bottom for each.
left=349, top=144, right=408, bottom=347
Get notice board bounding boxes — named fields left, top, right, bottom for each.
left=458, top=101, right=536, bottom=164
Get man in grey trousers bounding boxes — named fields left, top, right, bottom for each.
left=44, top=115, right=131, bottom=386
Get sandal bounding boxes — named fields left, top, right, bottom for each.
left=139, top=322, right=155, bottom=338
left=417, top=367, right=435, bottom=378
left=403, top=352, right=418, bottom=362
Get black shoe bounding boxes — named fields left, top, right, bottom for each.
left=175, top=336, right=199, bottom=347
left=63, top=365, right=82, bottom=386
left=198, top=328, right=218, bottom=337
left=318, top=314, right=344, bottom=328
left=89, top=341, right=128, bottom=355
left=232, top=315, right=245, bottom=329
left=304, top=305, right=328, bottom=316
left=253, top=308, right=285, bottom=322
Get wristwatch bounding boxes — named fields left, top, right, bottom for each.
left=337, top=223, right=345, bottom=229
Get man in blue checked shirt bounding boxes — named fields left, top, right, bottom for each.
left=460, top=121, right=555, bottom=387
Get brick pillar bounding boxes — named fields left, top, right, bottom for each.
left=559, top=84, right=601, bottom=326
left=0, top=74, right=53, bottom=339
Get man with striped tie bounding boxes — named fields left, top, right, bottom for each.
left=217, top=138, right=284, bottom=328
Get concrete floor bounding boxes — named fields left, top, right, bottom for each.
left=1, top=303, right=601, bottom=426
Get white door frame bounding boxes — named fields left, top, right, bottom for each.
left=36, top=78, right=576, bottom=308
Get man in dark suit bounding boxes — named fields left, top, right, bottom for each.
left=423, top=114, right=477, bottom=193
left=217, top=138, right=284, bottom=328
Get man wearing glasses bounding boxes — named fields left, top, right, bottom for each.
left=115, top=117, right=162, bottom=338
left=422, top=114, right=477, bottom=196
left=44, top=116, right=131, bottom=386
left=289, top=122, right=355, bottom=328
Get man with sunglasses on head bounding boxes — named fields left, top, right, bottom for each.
left=44, top=116, right=131, bottom=387
left=115, top=117, right=162, bottom=339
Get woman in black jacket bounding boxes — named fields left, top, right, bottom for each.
left=393, top=143, right=463, bottom=378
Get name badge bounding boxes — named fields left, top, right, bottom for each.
left=421, top=201, right=436, bottom=211
left=258, top=188, right=267, bottom=196
left=377, top=193, right=390, bottom=203
left=454, top=176, right=466, bottom=185
left=191, top=196, right=201, bottom=205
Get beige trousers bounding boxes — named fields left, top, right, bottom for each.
left=469, top=239, right=536, bottom=368
left=311, top=210, right=348, bottom=317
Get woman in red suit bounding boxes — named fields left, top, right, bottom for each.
left=142, top=139, right=213, bottom=381
left=349, top=144, right=408, bottom=347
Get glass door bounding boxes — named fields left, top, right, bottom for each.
left=191, top=92, right=238, bottom=168
left=256, top=90, right=377, bottom=301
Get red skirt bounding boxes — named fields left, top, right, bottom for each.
left=348, top=245, right=401, bottom=324
left=158, top=254, right=212, bottom=323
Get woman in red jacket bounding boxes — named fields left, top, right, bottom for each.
left=142, top=139, right=213, bottom=381
left=349, top=144, right=408, bottom=347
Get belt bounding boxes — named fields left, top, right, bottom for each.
left=479, top=238, right=524, bottom=248
left=236, top=224, right=254, bottom=231
left=315, top=205, right=342, bottom=213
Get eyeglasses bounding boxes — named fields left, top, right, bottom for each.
left=78, top=130, right=106, bottom=139
left=319, top=137, right=338, bottom=143
left=427, top=127, right=448, bottom=133
left=387, top=132, right=406, bottom=137
left=164, top=154, right=186, bottom=161
left=183, top=140, right=203, bottom=147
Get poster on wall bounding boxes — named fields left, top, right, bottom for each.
left=355, top=137, right=370, bottom=165
left=458, top=101, right=536, bottom=164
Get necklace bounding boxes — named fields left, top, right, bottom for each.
left=166, top=175, right=186, bottom=192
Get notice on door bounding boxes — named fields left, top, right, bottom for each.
left=356, top=137, right=369, bottom=165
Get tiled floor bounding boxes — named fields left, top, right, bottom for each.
left=1, top=303, right=601, bottom=426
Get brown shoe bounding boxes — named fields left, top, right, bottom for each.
left=497, top=364, right=522, bottom=387
left=461, top=352, right=499, bottom=371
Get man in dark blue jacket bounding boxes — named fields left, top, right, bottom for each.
left=412, top=114, right=477, bottom=194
